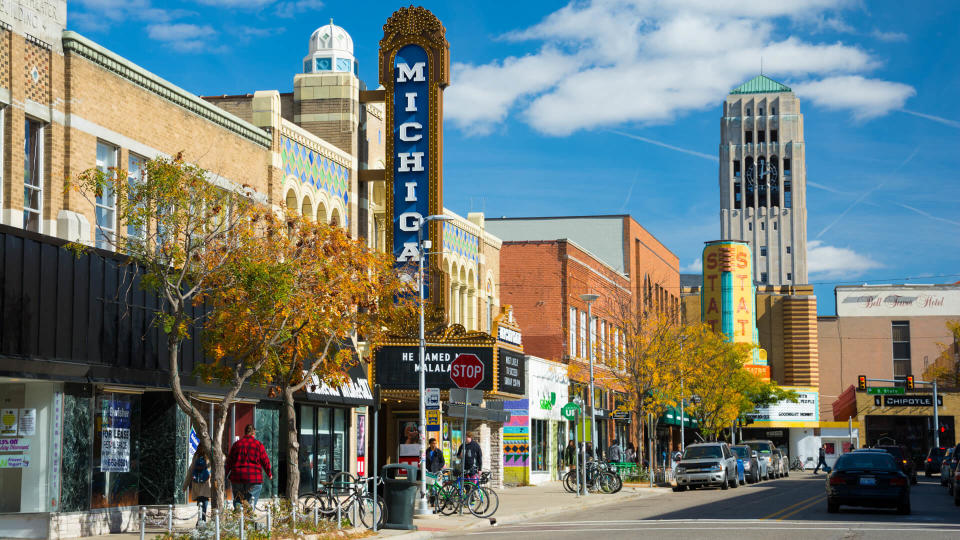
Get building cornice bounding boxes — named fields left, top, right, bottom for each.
left=62, top=31, right=271, bottom=149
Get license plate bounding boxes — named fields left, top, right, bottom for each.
left=859, top=477, right=876, bottom=486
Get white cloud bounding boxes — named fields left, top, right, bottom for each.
left=445, top=0, right=912, bottom=135
left=807, top=240, right=881, bottom=278
left=147, top=23, right=217, bottom=53
left=872, top=29, right=908, bottom=42
left=681, top=258, right=702, bottom=273
left=193, top=0, right=275, bottom=6
left=793, top=75, right=916, bottom=120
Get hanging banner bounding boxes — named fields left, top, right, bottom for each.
left=101, top=400, right=131, bottom=472
left=356, top=413, right=366, bottom=477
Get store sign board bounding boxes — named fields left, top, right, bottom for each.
left=100, top=400, right=131, bottom=473
left=746, top=388, right=819, bottom=423
left=375, top=346, right=494, bottom=390
left=837, top=287, right=960, bottom=317
left=0, top=455, right=29, bottom=468
left=497, top=348, right=525, bottom=395
left=380, top=7, right=449, bottom=302
left=561, top=403, right=581, bottom=421
left=878, top=395, right=943, bottom=407
left=497, top=325, right=522, bottom=347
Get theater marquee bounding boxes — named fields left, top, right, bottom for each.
left=380, top=6, right=450, bottom=300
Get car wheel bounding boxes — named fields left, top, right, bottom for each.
left=672, top=486, right=687, bottom=492
left=827, top=500, right=839, bottom=513
left=731, top=475, right=739, bottom=488
left=911, top=475, right=918, bottom=485
left=955, top=487, right=960, bottom=507
left=721, top=473, right=730, bottom=490
left=785, top=469, right=789, bottom=477
left=898, top=500, right=911, bottom=515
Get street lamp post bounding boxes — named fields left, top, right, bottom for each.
left=415, top=214, right=452, bottom=516
left=580, top=294, right=600, bottom=463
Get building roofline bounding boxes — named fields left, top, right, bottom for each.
left=62, top=31, right=271, bottom=149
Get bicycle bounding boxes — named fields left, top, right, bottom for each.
left=436, top=470, right=498, bottom=518
left=790, top=456, right=805, bottom=471
left=562, top=461, right=622, bottom=494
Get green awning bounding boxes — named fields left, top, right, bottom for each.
left=660, top=406, right=697, bottom=427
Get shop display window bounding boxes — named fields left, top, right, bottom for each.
left=531, top=419, right=548, bottom=472
left=91, top=391, right=142, bottom=509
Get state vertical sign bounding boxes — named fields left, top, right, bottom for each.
left=380, top=7, right=450, bottom=301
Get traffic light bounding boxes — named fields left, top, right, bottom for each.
left=858, top=375, right=867, bottom=391
left=906, top=375, right=914, bottom=390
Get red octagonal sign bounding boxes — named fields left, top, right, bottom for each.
left=450, top=354, right=484, bottom=389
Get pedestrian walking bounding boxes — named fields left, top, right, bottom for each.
left=607, top=439, right=623, bottom=463
left=225, top=424, right=273, bottom=510
left=813, top=445, right=827, bottom=474
left=457, top=432, right=483, bottom=479
left=183, top=446, right=212, bottom=526
left=426, top=438, right=445, bottom=473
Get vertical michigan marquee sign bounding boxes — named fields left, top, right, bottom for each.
left=702, top=240, right=769, bottom=379
left=380, top=7, right=450, bottom=301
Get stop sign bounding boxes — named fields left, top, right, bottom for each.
left=450, top=354, right=485, bottom=389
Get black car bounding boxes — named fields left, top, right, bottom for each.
left=875, top=445, right=918, bottom=485
left=827, top=451, right=910, bottom=514
left=925, top=447, right=948, bottom=476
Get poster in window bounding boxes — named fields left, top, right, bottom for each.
left=18, top=408, right=36, bottom=436
left=101, top=400, right=131, bottom=472
left=1, top=409, right=18, bottom=436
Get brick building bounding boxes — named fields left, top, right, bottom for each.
left=487, top=215, right=680, bottom=455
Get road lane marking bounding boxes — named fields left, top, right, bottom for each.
left=759, top=492, right=824, bottom=520
left=775, top=495, right=825, bottom=521
left=455, top=526, right=960, bottom=536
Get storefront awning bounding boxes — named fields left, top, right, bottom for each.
left=305, top=363, right=375, bottom=407
left=660, top=406, right=697, bottom=427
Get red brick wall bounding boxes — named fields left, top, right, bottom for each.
left=499, top=241, right=566, bottom=361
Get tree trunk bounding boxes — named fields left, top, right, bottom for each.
left=284, top=387, right=301, bottom=500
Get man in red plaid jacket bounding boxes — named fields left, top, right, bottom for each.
left=226, top=424, right=272, bottom=510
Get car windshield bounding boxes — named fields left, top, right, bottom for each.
left=746, top=441, right=772, bottom=453
left=836, top=453, right=897, bottom=471
left=731, top=447, right=750, bottom=459
left=929, top=448, right=946, bottom=458
left=683, top=446, right=723, bottom=459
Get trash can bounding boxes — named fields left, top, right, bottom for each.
left=382, top=463, right=419, bottom=530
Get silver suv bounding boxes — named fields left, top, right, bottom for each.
left=743, top=440, right=778, bottom=480
left=673, top=442, right=739, bottom=491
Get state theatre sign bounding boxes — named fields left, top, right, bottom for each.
left=380, top=6, right=449, bottom=302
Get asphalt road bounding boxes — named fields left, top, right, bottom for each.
left=452, top=473, right=960, bottom=539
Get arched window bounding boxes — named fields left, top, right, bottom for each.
left=286, top=189, right=297, bottom=213
left=302, top=197, right=314, bottom=221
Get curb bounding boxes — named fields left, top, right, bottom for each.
left=376, top=488, right=668, bottom=538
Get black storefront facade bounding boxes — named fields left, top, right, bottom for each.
left=0, top=225, right=373, bottom=538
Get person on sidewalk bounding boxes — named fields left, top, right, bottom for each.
left=585, top=442, right=596, bottom=462
left=625, top=442, right=637, bottom=463
left=457, top=432, right=483, bottom=479
left=563, top=439, right=577, bottom=472
left=813, top=445, right=827, bottom=474
left=225, top=424, right=272, bottom=510
left=183, top=446, right=212, bottom=526
left=607, top=439, right=623, bottom=463
left=427, top=437, right=445, bottom=473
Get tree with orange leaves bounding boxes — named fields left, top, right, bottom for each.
left=69, top=155, right=259, bottom=510
left=201, top=209, right=412, bottom=499
left=922, top=321, right=960, bottom=387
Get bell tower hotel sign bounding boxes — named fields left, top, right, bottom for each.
left=836, top=285, right=960, bottom=318
left=0, top=0, right=66, bottom=49
left=380, top=6, right=449, bottom=301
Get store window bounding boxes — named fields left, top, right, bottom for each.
left=531, top=419, right=548, bottom=472
left=128, top=154, right=147, bottom=240
left=297, top=404, right=349, bottom=493
left=91, top=390, right=142, bottom=508
left=24, top=118, right=43, bottom=232
left=569, top=307, right=577, bottom=357
left=0, top=381, right=63, bottom=513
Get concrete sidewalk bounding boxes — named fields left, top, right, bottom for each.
left=373, top=482, right=669, bottom=539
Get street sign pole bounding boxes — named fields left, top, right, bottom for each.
left=933, top=379, right=940, bottom=448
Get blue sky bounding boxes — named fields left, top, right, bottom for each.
left=69, top=0, right=960, bottom=314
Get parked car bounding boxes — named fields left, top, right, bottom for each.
left=743, top=440, right=778, bottom=480
left=673, top=442, right=739, bottom=491
left=946, top=444, right=960, bottom=493
left=731, top=445, right=760, bottom=484
left=876, top=445, right=918, bottom=485
left=939, top=447, right=956, bottom=487
left=827, top=450, right=910, bottom=514
left=774, top=449, right=789, bottom=477
left=926, top=447, right=948, bottom=476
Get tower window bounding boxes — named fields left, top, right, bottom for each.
left=746, top=107, right=751, bottom=116
left=745, top=131, right=753, bottom=144
left=786, top=273, right=792, bottom=281
left=786, top=246, right=791, bottom=254
left=773, top=221, right=777, bottom=230
left=770, top=130, right=778, bottom=143
left=760, top=221, right=765, bottom=230
left=783, top=158, right=791, bottom=176
left=759, top=107, right=764, bottom=116
left=758, top=130, right=766, bottom=143
left=760, top=246, right=767, bottom=256
left=748, top=222, right=752, bottom=231
left=760, top=272, right=768, bottom=283
left=734, top=160, right=741, bottom=177
left=772, top=106, right=776, bottom=115
left=784, top=180, right=792, bottom=208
